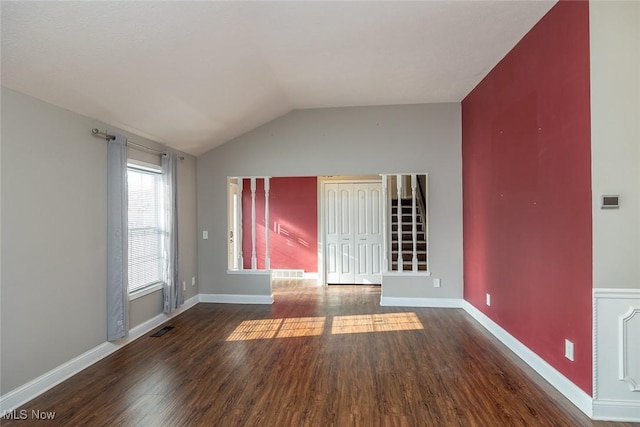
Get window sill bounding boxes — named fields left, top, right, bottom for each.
left=382, top=271, right=431, bottom=276
left=129, top=282, right=164, bottom=301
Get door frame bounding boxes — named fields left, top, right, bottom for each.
left=318, top=177, right=383, bottom=286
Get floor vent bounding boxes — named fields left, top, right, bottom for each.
left=271, top=269, right=305, bottom=279
left=150, top=326, right=174, bottom=337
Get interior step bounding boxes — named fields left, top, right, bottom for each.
left=390, top=261, right=428, bottom=271
left=391, top=253, right=427, bottom=262
left=390, top=198, right=416, bottom=206
left=392, top=242, right=427, bottom=250
left=391, top=206, right=420, bottom=214
left=392, top=249, right=427, bottom=255
left=391, top=211, right=422, bottom=217
left=392, top=223, right=425, bottom=232
left=392, top=231, right=426, bottom=238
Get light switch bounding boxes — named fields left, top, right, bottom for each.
left=203, top=230, right=208, bottom=239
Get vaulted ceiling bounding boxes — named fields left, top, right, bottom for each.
left=1, top=1, right=556, bottom=155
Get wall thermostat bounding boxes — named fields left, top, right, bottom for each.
left=601, top=195, right=620, bottom=209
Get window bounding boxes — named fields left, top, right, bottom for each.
left=127, top=164, right=164, bottom=293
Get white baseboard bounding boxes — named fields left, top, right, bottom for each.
left=199, top=293, right=274, bottom=304
left=6, top=292, right=633, bottom=422
left=462, top=301, right=593, bottom=417
left=0, top=295, right=199, bottom=413
left=304, top=272, right=319, bottom=280
left=592, top=399, right=640, bottom=422
left=380, top=296, right=462, bottom=308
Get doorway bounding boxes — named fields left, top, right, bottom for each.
left=323, top=180, right=383, bottom=284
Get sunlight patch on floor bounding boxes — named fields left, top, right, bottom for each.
left=226, top=318, right=283, bottom=341
left=226, top=317, right=326, bottom=341
left=331, top=312, right=423, bottom=335
left=226, top=313, right=422, bottom=341
left=276, top=317, right=326, bottom=338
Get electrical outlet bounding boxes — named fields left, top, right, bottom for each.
left=182, top=281, right=186, bottom=291
left=433, top=278, right=441, bottom=288
left=564, top=339, right=574, bottom=361
left=202, top=230, right=208, bottom=240
left=486, top=293, right=491, bottom=306
left=192, top=276, right=196, bottom=286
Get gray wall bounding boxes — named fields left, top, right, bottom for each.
left=0, top=88, right=198, bottom=394
left=197, top=104, right=462, bottom=297
left=590, top=1, right=640, bottom=289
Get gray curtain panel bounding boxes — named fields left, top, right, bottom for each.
left=162, top=152, right=182, bottom=313
left=107, top=134, right=129, bottom=341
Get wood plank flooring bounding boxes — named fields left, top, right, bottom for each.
left=2, top=281, right=638, bottom=426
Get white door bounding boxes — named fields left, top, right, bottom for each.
left=325, top=183, right=354, bottom=283
left=354, top=184, right=383, bottom=283
left=325, top=182, right=382, bottom=284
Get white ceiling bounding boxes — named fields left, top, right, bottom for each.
left=1, top=1, right=556, bottom=156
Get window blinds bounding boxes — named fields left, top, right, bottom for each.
left=127, top=167, right=164, bottom=292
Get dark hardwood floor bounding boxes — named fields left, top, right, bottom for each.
left=2, top=280, right=638, bottom=426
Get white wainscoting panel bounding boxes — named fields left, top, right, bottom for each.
left=619, top=306, right=640, bottom=391
left=593, top=288, right=640, bottom=422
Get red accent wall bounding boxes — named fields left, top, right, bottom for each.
left=462, top=1, right=592, bottom=394
left=242, top=177, right=318, bottom=272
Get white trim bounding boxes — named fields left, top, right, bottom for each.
left=238, top=177, right=244, bottom=269
left=199, top=293, right=274, bottom=304
left=592, top=399, right=640, bottom=422
left=0, top=295, right=199, bottom=413
left=619, top=306, right=640, bottom=391
left=128, top=282, right=163, bottom=300
left=593, top=290, right=599, bottom=400
left=250, top=177, right=257, bottom=270
left=304, top=272, right=319, bottom=280
left=593, top=288, right=640, bottom=421
left=593, top=288, right=640, bottom=298
left=380, top=297, right=462, bottom=308
left=381, top=174, right=389, bottom=273
left=264, top=177, right=271, bottom=270
left=462, top=300, right=593, bottom=417
left=396, top=174, right=403, bottom=271
left=317, top=177, right=324, bottom=287
left=382, top=271, right=431, bottom=277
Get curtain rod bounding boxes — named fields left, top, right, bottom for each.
left=91, top=128, right=184, bottom=160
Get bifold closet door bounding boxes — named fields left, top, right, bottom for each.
left=354, top=183, right=383, bottom=284
left=325, top=182, right=382, bottom=284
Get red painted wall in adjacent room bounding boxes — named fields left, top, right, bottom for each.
left=242, top=177, right=318, bottom=272
left=462, top=2, right=592, bottom=394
